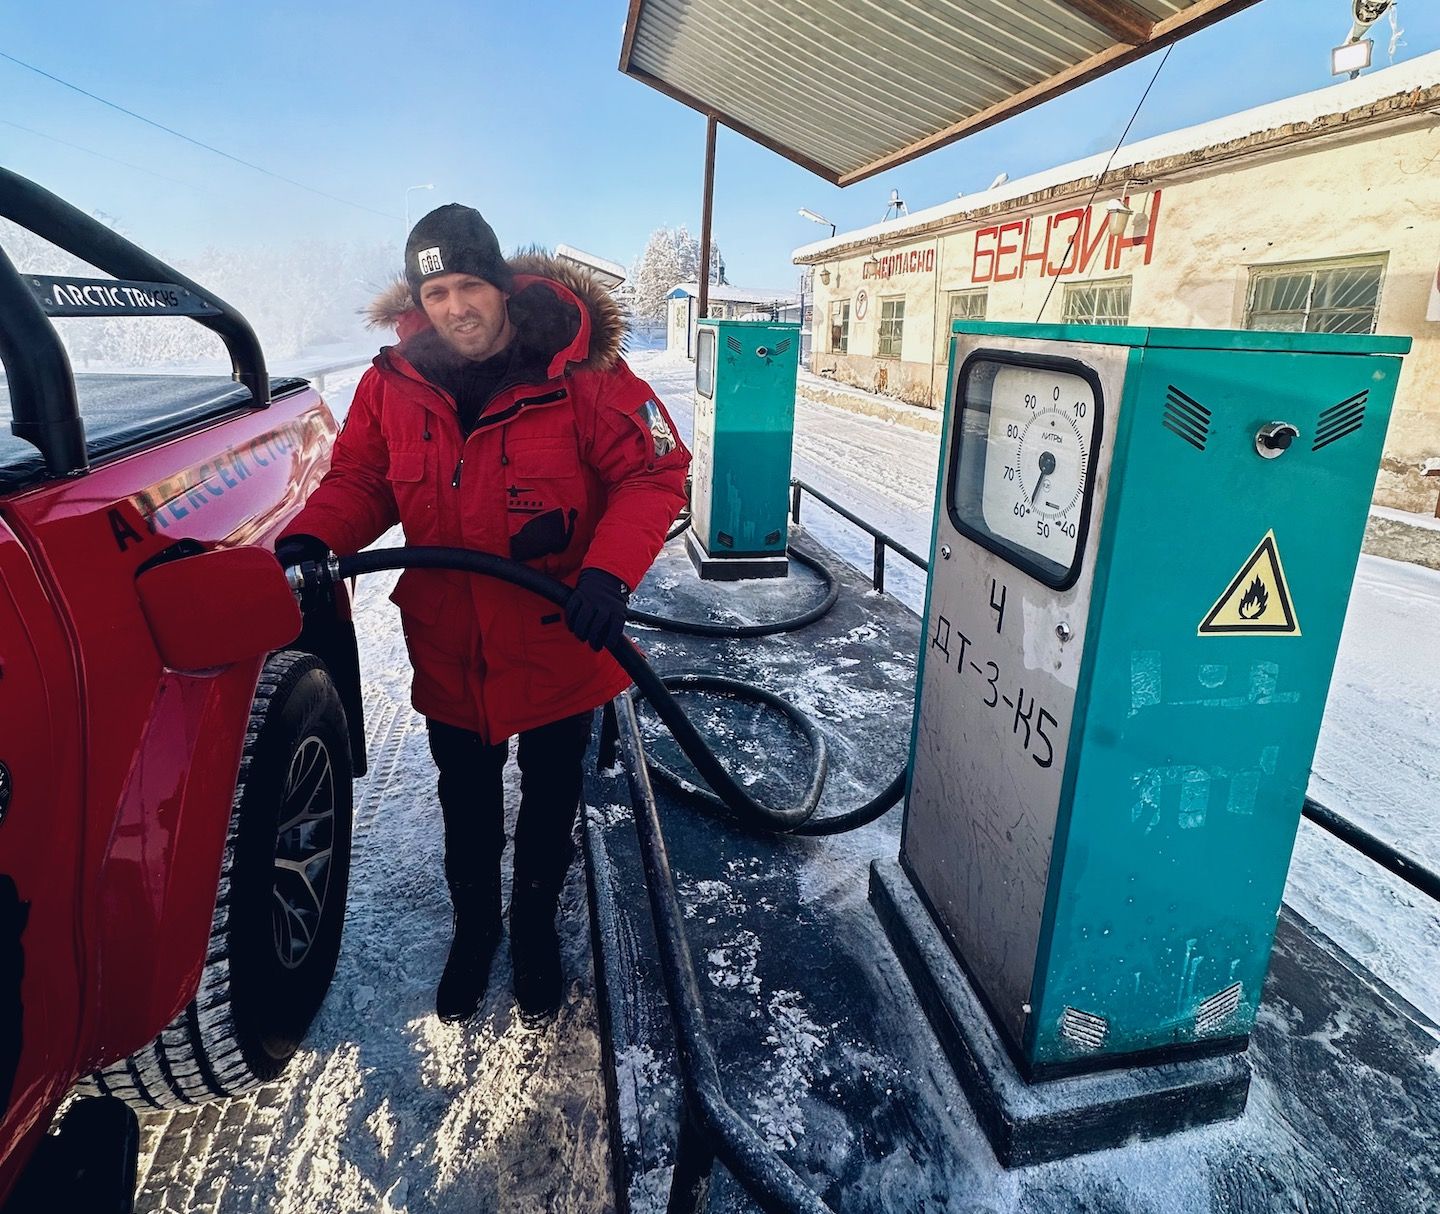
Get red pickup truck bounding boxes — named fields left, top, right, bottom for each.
left=0, top=169, right=364, bottom=1209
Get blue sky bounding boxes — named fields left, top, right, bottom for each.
left=1, top=0, right=1435, bottom=291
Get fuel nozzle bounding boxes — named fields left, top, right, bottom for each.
left=283, top=554, right=341, bottom=609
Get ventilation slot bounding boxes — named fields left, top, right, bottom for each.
left=726, top=336, right=744, bottom=355
left=1313, top=391, right=1367, bottom=452
left=1195, top=982, right=1244, bottom=1034
left=774, top=338, right=792, bottom=355
left=1059, top=1006, right=1109, bottom=1051
left=1162, top=386, right=1211, bottom=451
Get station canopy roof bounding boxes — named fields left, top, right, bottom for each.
left=620, top=0, right=1261, bottom=185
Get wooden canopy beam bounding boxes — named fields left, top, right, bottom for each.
left=1052, top=0, right=1155, bottom=45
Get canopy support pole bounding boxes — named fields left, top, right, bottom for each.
left=698, top=115, right=717, bottom=320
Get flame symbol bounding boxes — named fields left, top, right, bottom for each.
left=1237, top=576, right=1269, bottom=620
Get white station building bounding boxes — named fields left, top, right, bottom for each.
left=793, top=54, right=1440, bottom=513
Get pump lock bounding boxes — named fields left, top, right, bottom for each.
left=1255, top=421, right=1300, bottom=459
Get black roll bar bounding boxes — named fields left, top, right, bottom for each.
left=0, top=242, right=87, bottom=477
left=0, top=167, right=270, bottom=478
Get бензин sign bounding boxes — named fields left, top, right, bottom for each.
left=972, top=191, right=1163, bottom=284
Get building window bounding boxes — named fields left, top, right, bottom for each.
left=1062, top=278, right=1132, bottom=326
left=948, top=289, right=988, bottom=325
left=1245, top=256, right=1386, bottom=334
left=877, top=297, right=905, bottom=358
left=829, top=299, right=851, bottom=353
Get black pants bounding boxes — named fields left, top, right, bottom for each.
left=426, top=710, right=594, bottom=907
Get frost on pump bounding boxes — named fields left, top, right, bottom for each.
left=637, top=399, right=676, bottom=457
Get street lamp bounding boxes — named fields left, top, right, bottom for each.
left=1334, top=0, right=1391, bottom=79
left=798, top=207, right=836, bottom=238
left=404, top=183, right=435, bottom=235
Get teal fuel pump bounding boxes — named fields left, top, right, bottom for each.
left=687, top=319, right=800, bottom=579
left=876, top=320, right=1411, bottom=1163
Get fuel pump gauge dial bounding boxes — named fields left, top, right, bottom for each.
left=1018, top=408, right=1087, bottom=521
left=949, top=354, right=1103, bottom=590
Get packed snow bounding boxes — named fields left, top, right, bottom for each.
left=132, top=346, right=1440, bottom=1211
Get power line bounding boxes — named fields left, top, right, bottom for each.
left=1035, top=44, right=1173, bottom=324
left=0, top=118, right=228, bottom=201
left=0, top=50, right=400, bottom=220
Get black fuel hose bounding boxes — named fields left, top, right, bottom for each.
left=627, top=525, right=904, bottom=833
left=626, top=543, right=841, bottom=638
left=639, top=672, right=906, bottom=837
left=790, top=769, right=907, bottom=838
left=641, top=671, right=827, bottom=819
left=664, top=510, right=692, bottom=543
left=323, top=546, right=904, bottom=834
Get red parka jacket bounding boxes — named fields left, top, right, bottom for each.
left=284, top=254, right=689, bottom=741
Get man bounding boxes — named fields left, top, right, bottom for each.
left=277, top=204, right=689, bottom=1024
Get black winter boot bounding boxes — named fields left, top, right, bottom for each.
left=436, top=881, right=503, bottom=1023
left=510, top=880, right=562, bottom=1025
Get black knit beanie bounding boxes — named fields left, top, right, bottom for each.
left=404, top=203, right=514, bottom=302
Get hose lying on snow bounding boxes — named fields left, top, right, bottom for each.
left=307, top=546, right=904, bottom=836
left=626, top=543, right=840, bottom=638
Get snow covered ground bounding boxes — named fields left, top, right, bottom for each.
left=133, top=348, right=1440, bottom=1211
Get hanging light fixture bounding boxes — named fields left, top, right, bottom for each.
left=1105, top=198, right=1134, bottom=238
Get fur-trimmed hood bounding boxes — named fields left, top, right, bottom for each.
left=364, top=249, right=627, bottom=374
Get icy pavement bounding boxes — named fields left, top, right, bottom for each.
left=130, top=349, right=1440, bottom=1210
left=593, top=536, right=1440, bottom=1213
left=134, top=548, right=614, bottom=1214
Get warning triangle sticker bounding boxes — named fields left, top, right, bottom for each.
left=1198, top=530, right=1300, bottom=636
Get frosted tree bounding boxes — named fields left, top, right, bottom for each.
left=0, top=217, right=393, bottom=368
left=628, top=225, right=724, bottom=324
left=628, top=227, right=685, bottom=325
left=672, top=225, right=724, bottom=288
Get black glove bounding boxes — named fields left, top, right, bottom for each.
left=275, top=533, right=329, bottom=569
left=274, top=533, right=331, bottom=611
left=564, top=568, right=629, bottom=652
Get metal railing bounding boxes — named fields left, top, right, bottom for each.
left=278, top=356, right=372, bottom=394
left=789, top=477, right=927, bottom=594
left=1302, top=796, right=1440, bottom=904
left=790, top=476, right=1440, bottom=908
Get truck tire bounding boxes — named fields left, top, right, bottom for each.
left=80, top=650, right=354, bottom=1110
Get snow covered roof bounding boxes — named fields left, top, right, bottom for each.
left=793, top=51, right=1440, bottom=263
left=667, top=283, right=796, bottom=305
left=621, top=0, right=1264, bottom=185
left=554, top=244, right=625, bottom=289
